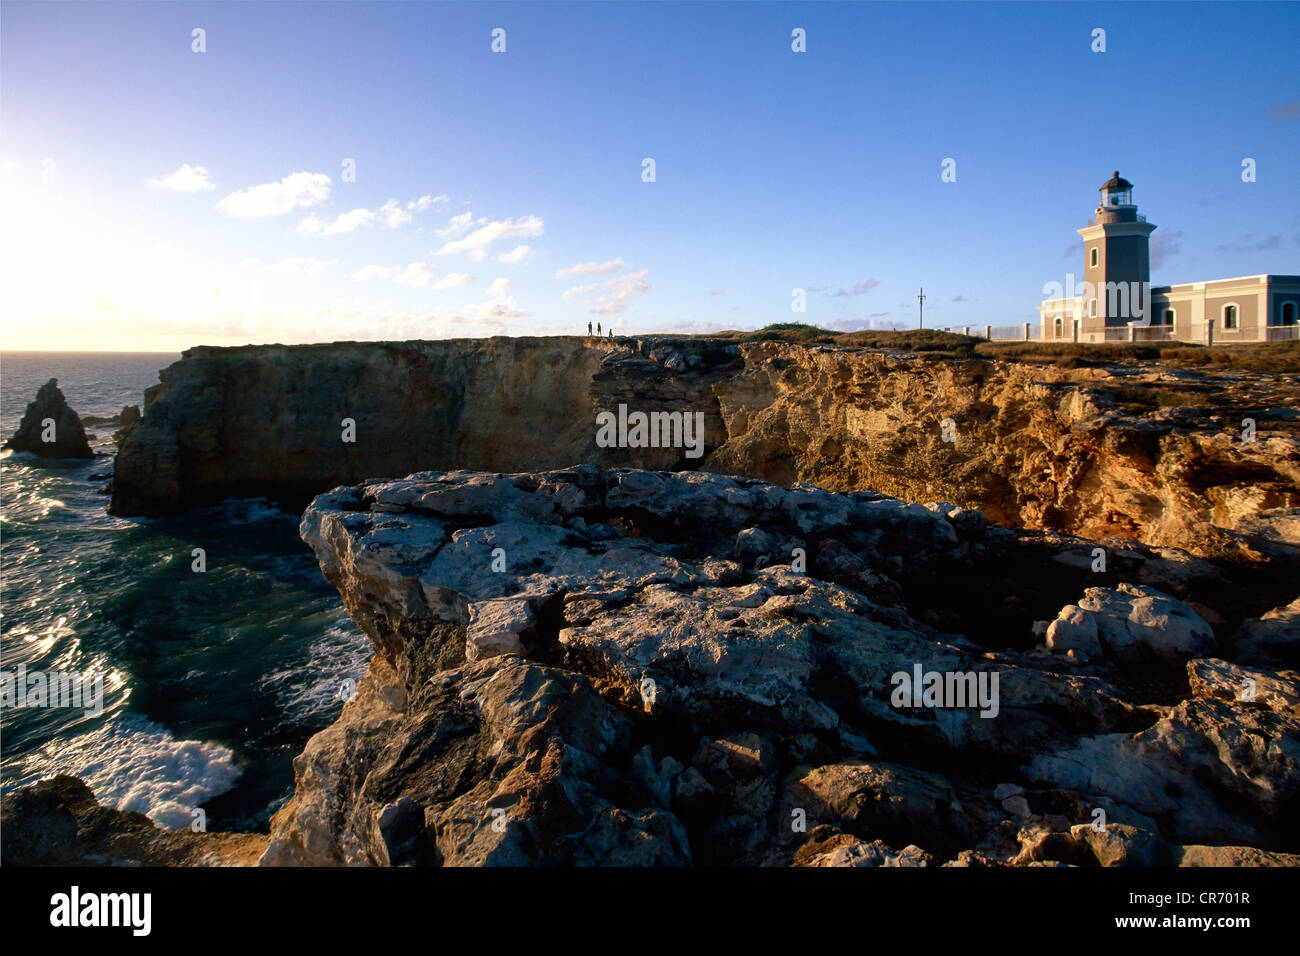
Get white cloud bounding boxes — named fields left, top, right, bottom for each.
left=352, top=264, right=398, bottom=282
left=408, top=193, right=448, bottom=211
left=217, top=172, right=331, bottom=217
left=437, top=215, right=545, bottom=260
left=472, top=296, right=530, bottom=321
left=436, top=212, right=476, bottom=239
left=394, top=262, right=437, bottom=287
left=298, top=207, right=376, bottom=235
left=562, top=284, right=597, bottom=299
left=497, top=244, right=532, bottom=263
left=830, top=279, right=880, bottom=297
left=378, top=199, right=411, bottom=228
left=433, top=272, right=473, bottom=289
left=487, top=278, right=512, bottom=296
left=556, top=257, right=624, bottom=278
left=149, top=164, right=215, bottom=192
left=298, top=198, right=413, bottom=235
left=273, top=257, right=334, bottom=276
left=592, top=269, right=649, bottom=315
left=370, top=297, right=533, bottom=340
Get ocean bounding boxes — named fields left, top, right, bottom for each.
left=0, top=352, right=371, bottom=833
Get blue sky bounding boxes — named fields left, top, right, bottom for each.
left=1, top=1, right=1297, bottom=350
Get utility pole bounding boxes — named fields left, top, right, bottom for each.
left=918, top=287, right=926, bottom=330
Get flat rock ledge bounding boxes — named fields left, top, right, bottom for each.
left=256, top=466, right=1298, bottom=867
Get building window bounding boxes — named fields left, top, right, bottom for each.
left=1281, top=302, right=1298, bottom=326
left=1223, top=304, right=1238, bottom=329
left=1088, top=298, right=1097, bottom=318
left=1054, top=317, right=1063, bottom=337
left=1090, top=248, right=1099, bottom=268
left=1161, top=308, right=1175, bottom=326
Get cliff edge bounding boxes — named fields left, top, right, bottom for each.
left=109, top=337, right=1300, bottom=561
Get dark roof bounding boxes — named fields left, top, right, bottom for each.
left=1100, top=170, right=1133, bottom=191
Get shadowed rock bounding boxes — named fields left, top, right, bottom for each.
left=3, top=378, right=93, bottom=458
left=1, top=776, right=265, bottom=867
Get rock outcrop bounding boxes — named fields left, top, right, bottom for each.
left=82, top=403, right=141, bottom=447
left=260, top=466, right=1299, bottom=866
left=1044, top=584, right=1217, bottom=665
left=1, top=776, right=266, bottom=866
left=3, top=378, right=93, bottom=458
left=109, top=338, right=1300, bottom=562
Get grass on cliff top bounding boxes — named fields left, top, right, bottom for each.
left=976, top=339, right=1300, bottom=372
left=707, top=323, right=980, bottom=352
left=699, top=323, right=1300, bottom=371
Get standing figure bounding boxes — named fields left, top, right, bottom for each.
left=597, top=321, right=602, bottom=335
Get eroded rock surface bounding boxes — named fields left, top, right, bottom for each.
left=262, top=467, right=1300, bottom=866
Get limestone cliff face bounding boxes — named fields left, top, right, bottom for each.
left=111, top=337, right=1300, bottom=559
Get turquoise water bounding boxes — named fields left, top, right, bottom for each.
left=1, top=352, right=370, bottom=832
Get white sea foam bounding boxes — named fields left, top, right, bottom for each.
left=15, top=713, right=242, bottom=830
left=258, top=618, right=372, bottom=728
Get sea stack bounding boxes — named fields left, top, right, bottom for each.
left=3, top=378, right=94, bottom=458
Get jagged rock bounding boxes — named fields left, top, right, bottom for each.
left=1, top=776, right=265, bottom=866
left=263, top=466, right=1297, bottom=867
left=1231, top=597, right=1300, bottom=666
left=465, top=597, right=534, bottom=661
left=1068, top=823, right=1166, bottom=867
left=3, top=378, right=93, bottom=458
left=1174, top=844, right=1300, bottom=866
left=112, top=404, right=141, bottom=446
left=794, top=830, right=934, bottom=867
left=1186, top=658, right=1299, bottom=714
left=783, top=761, right=992, bottom=859
left=262, top=653, right=692, bottom=866
left=1027, top=697, right=1298, bottom=845
left=1009, top=821, right=1166, bottom=867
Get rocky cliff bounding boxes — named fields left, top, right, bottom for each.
left=260, top=467, right=1299, bottom=867
left=110, top=337, right=1300, bottom=561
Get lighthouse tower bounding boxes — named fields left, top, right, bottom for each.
left=1077, top=171, right=1157, bottom=333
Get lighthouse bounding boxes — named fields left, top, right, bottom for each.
left=1077, top=171, right=1157, bottom=330
left=1039, top=172, right=1297, bottom=345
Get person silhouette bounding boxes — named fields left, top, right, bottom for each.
left=608, top=328, right=613, bottom=339
left=597, top=322, right=602, bottom=335
left=588, top=321, right=593, bottom=336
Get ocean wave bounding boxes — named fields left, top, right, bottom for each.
left=12, top=713, right=242, bottom=830
left=258, top=618, right=372, bottom=729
